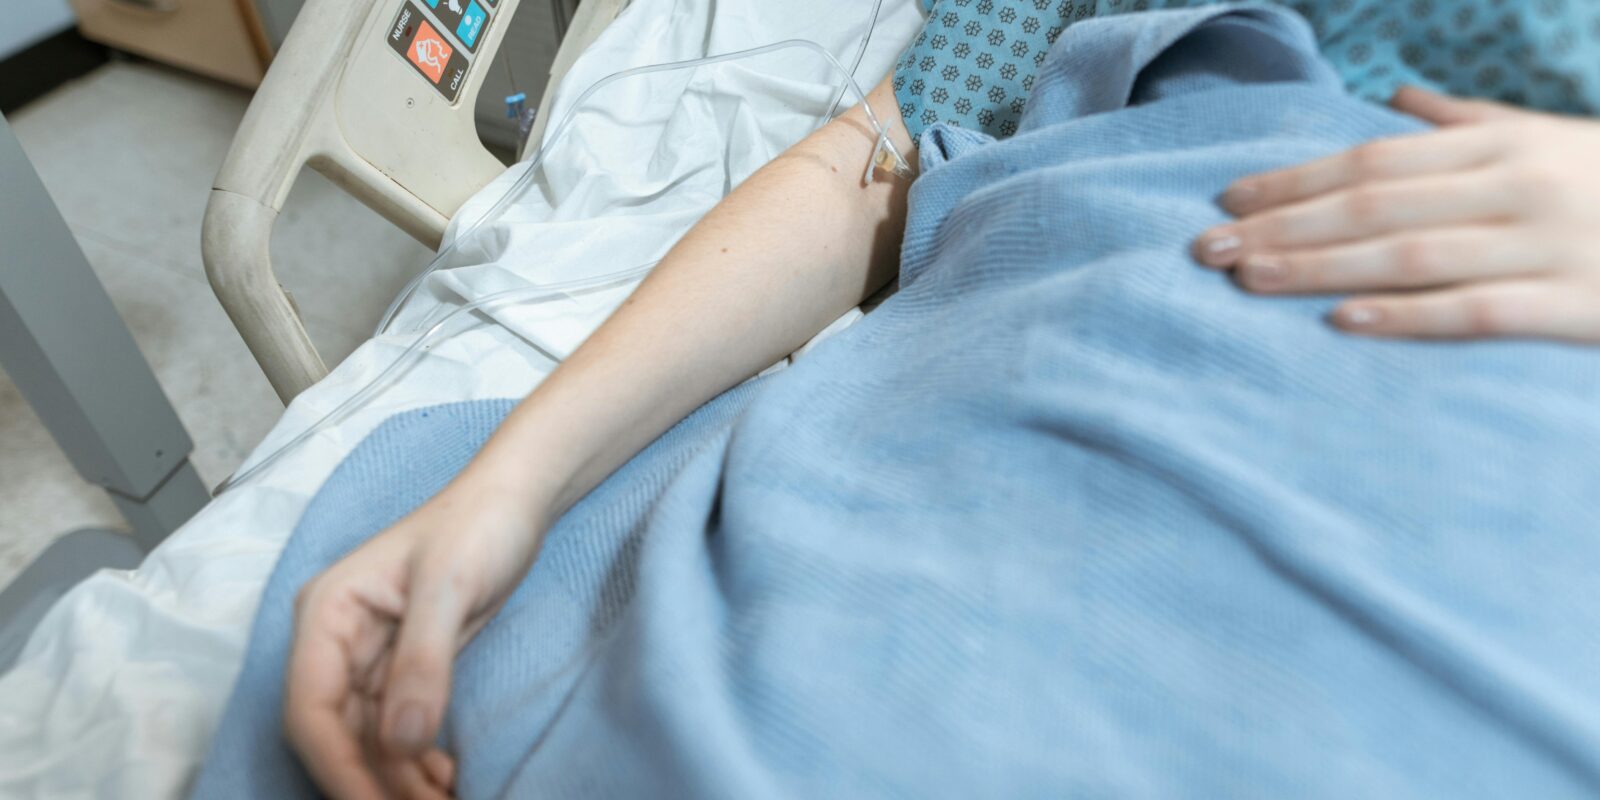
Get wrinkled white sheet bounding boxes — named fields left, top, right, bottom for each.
left=0, top=0, right=921, bottom=795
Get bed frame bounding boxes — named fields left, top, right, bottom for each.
left=201, top=0, right=625, bottom=402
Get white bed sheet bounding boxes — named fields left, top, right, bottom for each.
left=0, top=0, right=922, bottom=795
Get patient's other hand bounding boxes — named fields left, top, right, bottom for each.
left=283, top=475, right=548, bottom=799
left=1194, top=86, right=1600, bottom=342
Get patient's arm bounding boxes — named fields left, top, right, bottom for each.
left=284, top=75, right=915, bottom=800
left=478, top=75, right=914, bottom=522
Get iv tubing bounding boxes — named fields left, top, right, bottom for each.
left=821, top=0, right=884, bottom=124
left=214, top=264, right=657, bottom=494
left=375, top=0, right=900, bottom=336
left=218, top=0, right=903, bottom=494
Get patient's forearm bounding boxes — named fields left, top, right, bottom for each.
left=459, top=77, right=914, bottom=527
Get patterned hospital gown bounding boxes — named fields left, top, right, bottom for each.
left=894, top=0, right=1600, bottom=141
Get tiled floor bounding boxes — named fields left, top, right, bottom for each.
left=0, top=62, right=435, bottom=589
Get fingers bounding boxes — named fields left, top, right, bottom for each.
left=1221, top=125, right=1508, bottom=216
left=379, top=562, right=470, bottom=757
left=1332, top=280, right=1600, bottom=341
left=377, top=755, right=455, bottom=800
left=1190, top=88, right=1594, bottom=344
left=1197, top=168, right=1522, bottom=266
left=1389, top=85, right=1526, bottom=127
left=423, top=749, right=458, bottom=794
left=1227, top=227, right=1555, bottom=295
left=285, top=602, right=388, bottom=800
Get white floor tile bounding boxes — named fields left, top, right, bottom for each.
left=1, top=62, right=436, bottom=589
left=0, top=379, right=121, bottom=585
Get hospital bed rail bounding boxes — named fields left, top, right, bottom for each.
left=201, top=0, right=624, bottom=403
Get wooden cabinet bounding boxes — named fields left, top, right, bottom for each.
left=68, top=0, right=273, bottom=87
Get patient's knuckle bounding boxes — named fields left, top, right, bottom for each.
left=293, top=584, right=316, bottom=617
left=1507, top=164, right=1563, bottom=210
left=396, top=647, right=439, bottom=679
left=1277, top=254, right=1318, bottom=288
left=1344, top=188, right=1388, bottom=228
left=1347, top=142, right=1395, bottom=179
left=1394, top=238, right=1443, bottom=283
left=1249, top=174, right=1286, bottom=204
left=1248, top=211, right=1297, bottom=245
left=1464, top=295, right=1512, bottom=335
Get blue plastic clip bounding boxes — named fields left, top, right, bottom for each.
left=504, top=91, right=527, bottom=120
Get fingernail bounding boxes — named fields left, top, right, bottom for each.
left=1241, top=254, right=1286, bottom=288
left=1196, top=230, right=1243, bottom=267
left=389, top=702, right=428, bottom=750
left=1336, top=305, right=1383, bottom=328
left=1222, top=182, right=1258, bottom=211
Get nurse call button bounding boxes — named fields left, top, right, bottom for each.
left=387, top=0, right=471, bottom=102
left=407, top=19, right=451, bottom=83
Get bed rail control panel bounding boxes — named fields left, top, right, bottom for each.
left=426, top=0, right=493, bottom=50
left=204, top=0, right=625, bottom=403
left=386, top=0, right=498, bottom=103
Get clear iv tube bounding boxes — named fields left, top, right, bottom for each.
left=218, top=1, right=903, bottom=494
left=375, top=0, right=899, bottom=337
left=214, top=263, right=657, bottom=494
left=822, top=0, right=886, bottom=125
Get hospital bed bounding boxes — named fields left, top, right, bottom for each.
left=0, top=0, right=922, bottom=796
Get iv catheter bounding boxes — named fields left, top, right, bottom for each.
left=216, top=0, right=910, bottom=494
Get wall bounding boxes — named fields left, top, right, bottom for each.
left=253, top=0, right=304, bottom=48
left=475, top=0, right=560, bottom=157
left=0, top=0, right=75, bottom=59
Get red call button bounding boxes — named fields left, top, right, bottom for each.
left=406, top=19, right=453, bottom=84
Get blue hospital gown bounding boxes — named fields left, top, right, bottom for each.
left=895, top=0, right=1600, bottom=141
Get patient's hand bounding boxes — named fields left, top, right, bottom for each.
left=1194, top=86, right=1600, bottom=342
left=284, top=474, right=549, bottom=799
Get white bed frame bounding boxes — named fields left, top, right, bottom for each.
left=201, top=0, right=625, bottom=402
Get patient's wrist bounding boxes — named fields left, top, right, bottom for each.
left=451, top=445, right=567, bottom=530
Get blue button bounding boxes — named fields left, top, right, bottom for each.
left=423, top=0, right=439, bottom=8
left=456, top=1, right=487, bottom=49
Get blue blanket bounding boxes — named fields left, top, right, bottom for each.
left=193, top=6, right=1600, bottom=797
